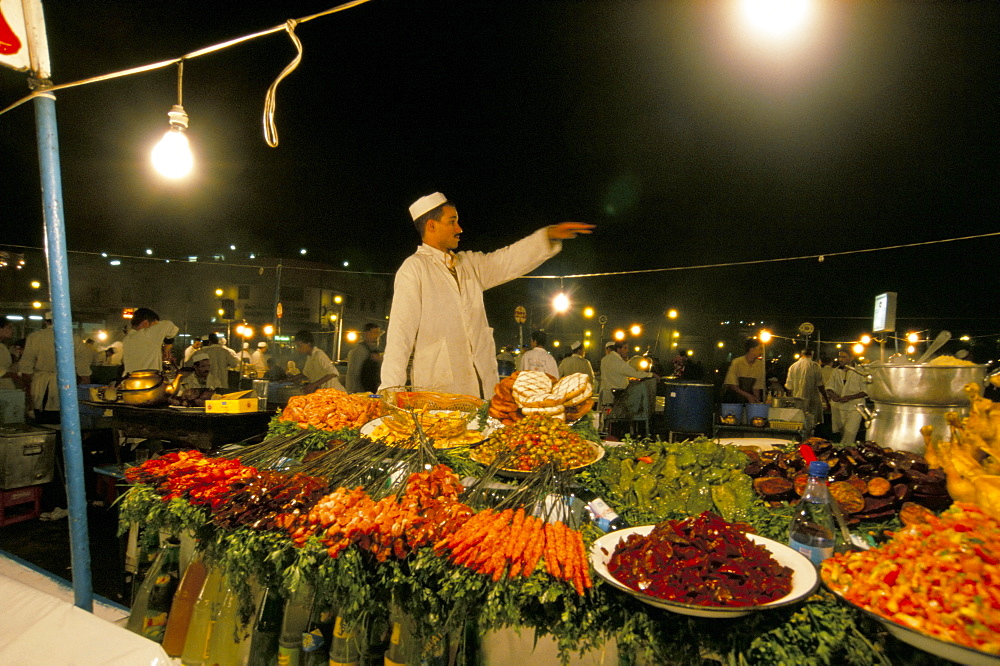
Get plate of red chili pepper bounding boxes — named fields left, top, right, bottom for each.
left=591, top=512, right=818, bottom=618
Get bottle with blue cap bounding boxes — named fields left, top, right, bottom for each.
left=788, top=460, right=836, bottom=565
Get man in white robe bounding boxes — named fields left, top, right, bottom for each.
left=380, top=192, right=593, bottom=398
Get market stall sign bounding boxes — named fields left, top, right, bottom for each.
left=514, top=306, right=526, bottom=324
left=0, top=0, right=29, bottom=71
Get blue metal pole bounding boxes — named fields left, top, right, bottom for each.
left=33, top=92, right=94, bottom=613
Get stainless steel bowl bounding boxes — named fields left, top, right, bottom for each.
left=864, top=363, right=987, bottom=405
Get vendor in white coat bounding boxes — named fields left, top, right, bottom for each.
left=380, top=192, right=594, bottom=398
left=294, top=330, right=345, bottom=393
left=122, top=308, right=179, bottom=374
left=19, top=312, right=59, bottom=421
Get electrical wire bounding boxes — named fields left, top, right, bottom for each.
left=263, top=20, right=304, bottom=147
left=522, top=230, right=1000, bottom=279
left=4, top=228, right=997, bottom=281
left=0, top=0, right=374, bottom=118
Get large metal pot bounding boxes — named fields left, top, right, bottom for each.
left=118, top=370, right=171, bottom=407
left=859, top=401, right=967, bottom=454
left=862, top=362, right=987, bottom=405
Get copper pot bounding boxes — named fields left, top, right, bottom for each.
left=118, top=370, right=178, bottom=407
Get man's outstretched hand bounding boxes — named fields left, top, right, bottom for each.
left=547, top=222, right=596, bottom=240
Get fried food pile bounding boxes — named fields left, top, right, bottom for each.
left=488, top=371, right=594, bottom=425
left=367, top=408, right=483, bottom=449
left=921, top=382, right=1000, bottom=520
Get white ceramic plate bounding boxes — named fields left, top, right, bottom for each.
left=590, top=525, right=818, bottom=618
left=470, top=440, right=605, bottom=478
left=827, top=588, right=1000, bottom=666
left=360, top=410, right=495, bottom=450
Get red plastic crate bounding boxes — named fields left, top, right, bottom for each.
left=0, top=485, right=42, bottom=527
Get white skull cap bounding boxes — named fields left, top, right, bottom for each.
left=408, top=192, right=448, bottom=221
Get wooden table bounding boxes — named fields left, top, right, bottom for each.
left=81, top=402, right=274, bottom=454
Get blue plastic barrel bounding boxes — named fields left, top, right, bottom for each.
left=662, top=382, right=715, bottom=435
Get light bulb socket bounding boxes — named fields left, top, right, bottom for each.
left=167, top=104, right=189, bottom=131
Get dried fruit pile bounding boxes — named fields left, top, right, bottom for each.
left=744, top=438, right=949, bottom=522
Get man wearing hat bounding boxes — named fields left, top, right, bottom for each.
left=380, top=192, right=594, bottom=398
left=558, top=340, right=594, bottom=383
left=177, top=351, right=217, bottom=391
left=251, top=341, right=271, bottom=377
left=19, top=311, right=60, bottom=421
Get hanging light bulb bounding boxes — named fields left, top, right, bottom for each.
left=152, top=61, right=193, bottom=179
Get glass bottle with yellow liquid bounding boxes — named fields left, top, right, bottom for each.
left=180, top=566, right=225, bottom=666
left=161, top=555, right=208, bottom=657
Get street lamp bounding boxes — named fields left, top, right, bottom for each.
left=613, top=329, right=625, bottom=341
left=583, top=306, right=595, bottom=319
left=629, top=324, right=642, bottom=337
left=333, top=295, right=345, bottom=362
left=552, top=292, right=570, bottom=314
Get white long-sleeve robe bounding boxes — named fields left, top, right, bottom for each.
left=380, top=228, right=560, bottom=398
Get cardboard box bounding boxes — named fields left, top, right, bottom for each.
left=205, top=391, right=260, bottom=414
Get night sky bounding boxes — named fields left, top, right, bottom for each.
left=1, top=0, right=998, bottom=348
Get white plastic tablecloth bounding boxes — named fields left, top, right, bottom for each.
left=0, top=571, right=171, bottom=665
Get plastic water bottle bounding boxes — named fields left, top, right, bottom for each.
left=788, top=460, right=836, bottom=566
left=572, top=486, right=628, bottom=532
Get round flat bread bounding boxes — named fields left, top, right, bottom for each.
left=564, top=397, right=594, bottom=421
left=512, top=371, right=553, bottom=405
left=494, top=377, right=515, bottom=402
left=522, top=405, right=565, bottom=419
left=490, top=397, right=519, bottom=413
left=519, top=391, right=563, bottom=408
left=552, top=373, right=591, bottom=406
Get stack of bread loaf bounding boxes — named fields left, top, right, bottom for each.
left=488, top=371, right=594, bottom=425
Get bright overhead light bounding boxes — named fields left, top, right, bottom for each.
left=299, top=248, right=307, bottom=255
left=343, top=261, right=349, bottom=267
left=860, top=334, right=872, bottom=345
left=739, top=0, right=813, bottom=40
left=152, top=63, right=193, bottom=179
left=906, top=332, right=920, bottom=343
left=552, top=292, right=570, bottom=314
left=31, top=301, right=42, bottom=309
left=853, top=343, right=865, bottom=355
left=759, top=330, right=772, bottom=343
left=667, top=309, right=678, bottom=319
left=30, top=280, right=40, bottom=289
left=230, top=245, right=236, bottom=251
left=152, top=106, right=193, bottom=179
left=109, top=260, right=121, bottom=266
left=583, top=307, right=595, bottom=318
left=629, top=324, right=642, bottom=336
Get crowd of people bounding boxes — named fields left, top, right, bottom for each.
left=0, top=193, right=882, bottom=446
